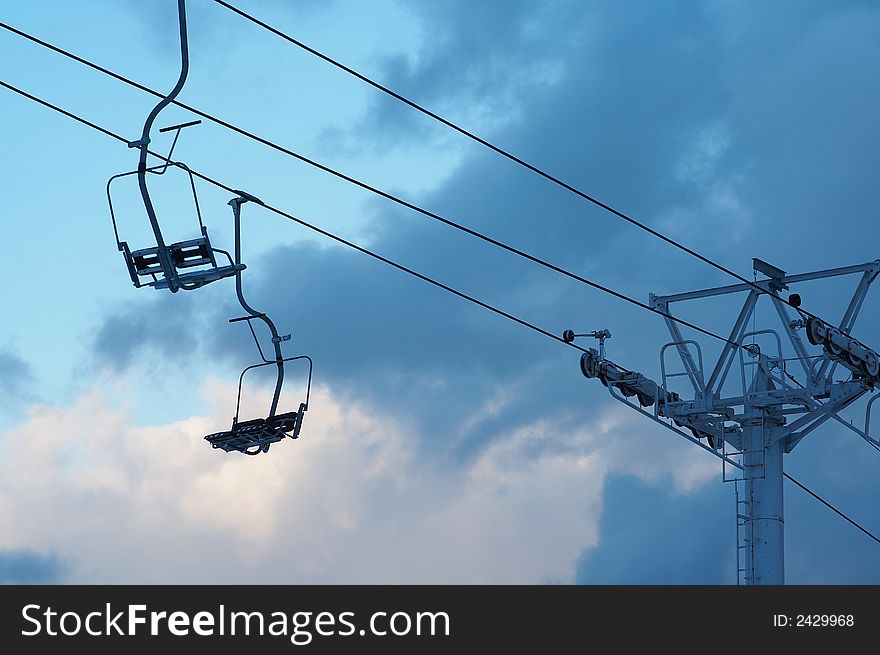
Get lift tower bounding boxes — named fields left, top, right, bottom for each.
left=568, top=259, right=880, bottom=584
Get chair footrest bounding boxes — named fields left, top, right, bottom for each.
left=152, top=264, right=245, bottom=290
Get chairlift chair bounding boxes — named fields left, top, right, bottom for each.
left=204, top=354, right=312, bottom=456
left=202, top=193, right=311, bottom=455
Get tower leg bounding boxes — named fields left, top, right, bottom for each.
left=743, top=417, right=784, bottom=584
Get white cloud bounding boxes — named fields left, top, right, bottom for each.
left=0, top=379, right=721, bottom=583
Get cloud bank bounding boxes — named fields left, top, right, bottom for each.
left=0, top=378, right=718, bottom=583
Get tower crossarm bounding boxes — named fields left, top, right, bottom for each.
left=781, top=381, right=870, bottom=452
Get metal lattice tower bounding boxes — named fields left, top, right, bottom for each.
left=569, top=258, right=880, bottom=584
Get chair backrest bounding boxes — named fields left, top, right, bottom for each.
left=121, top=225, right=243, bottom=290
left=169, top=236, right=216, bottom=270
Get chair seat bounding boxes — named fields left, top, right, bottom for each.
left=204, top=410, right=301, bottom=455
left=123, top=229, right=244, bottom=291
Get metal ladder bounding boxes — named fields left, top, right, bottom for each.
left=733, top=426, right=766, bottom=585
left=734, top=479, right=753, bottom=585
left=726, top=436, right=754, bottom=586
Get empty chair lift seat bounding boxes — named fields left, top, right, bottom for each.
left=204, top=407, right=305, bottom=456
left=122, top=228, right=243, bottom=290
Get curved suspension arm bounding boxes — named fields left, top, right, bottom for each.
left=230, top=193, right=286, bottom=418
left=132, top=0, right=190, bottom=293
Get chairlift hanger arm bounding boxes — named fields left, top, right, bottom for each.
left=129, top=0, right=191, bottom=293
left=229, top=194, right=288, bottom=417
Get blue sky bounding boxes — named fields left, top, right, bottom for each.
left=1, top=0, right=879, bottom=583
